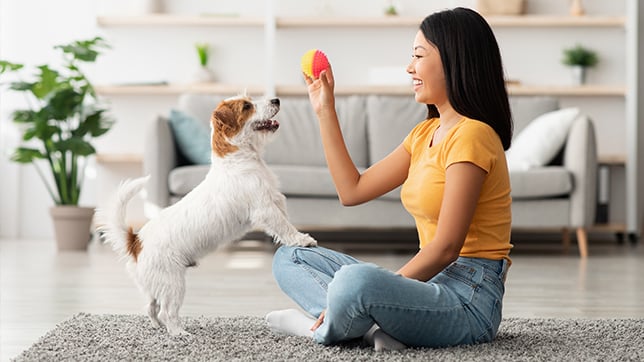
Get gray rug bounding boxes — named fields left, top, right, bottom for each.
left=13, top=313, right=644, bottom=361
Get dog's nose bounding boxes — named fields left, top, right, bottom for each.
left=270, top=98, right=280, bottom=106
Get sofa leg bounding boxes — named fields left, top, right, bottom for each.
left=576, top=227, right=589, bottom=258
left=562, top=228, right=571, bottom=254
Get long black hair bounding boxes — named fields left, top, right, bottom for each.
left=420, top=7, right=513, bottom=150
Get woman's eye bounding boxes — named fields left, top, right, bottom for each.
left=412, top=54, right=422, bottom=59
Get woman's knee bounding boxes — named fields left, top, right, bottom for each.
left=328, top=263, right=383, bottom=306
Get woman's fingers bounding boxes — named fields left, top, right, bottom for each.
left=310, top=310, right=326, bottom=331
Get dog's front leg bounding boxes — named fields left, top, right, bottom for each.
left=252, top=203, right=317, bottom=247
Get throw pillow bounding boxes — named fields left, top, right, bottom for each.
left=168, top=109, right=211, bottom=165
left=506, top=107, right=580, bottom=171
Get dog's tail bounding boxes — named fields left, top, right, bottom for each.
left=95, top=175, right=150, bottom=261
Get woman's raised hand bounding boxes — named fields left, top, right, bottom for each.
left=303, top=66, right=335, bottom=117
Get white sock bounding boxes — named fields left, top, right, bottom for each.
left=363, top=324, right=406, bottom=352
left=265, top=309, right=315, bottom=338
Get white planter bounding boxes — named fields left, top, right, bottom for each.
left=192, top=66, right=215, bottom=83
left=50, top=206, right=95, bottom=251
left=571, top=66, right=587, bottom=85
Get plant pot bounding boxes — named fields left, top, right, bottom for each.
left=476, top=0, right=525, bottom=15
left=50, top=206, right=95, bottom=251
left=571, top=65, right=587, bottom=85
left=192, top=66, right=215, bottom=83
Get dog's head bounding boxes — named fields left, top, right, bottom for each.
left=210, top=95, right=280, bottom=157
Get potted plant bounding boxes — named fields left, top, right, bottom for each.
left=192, top=42, right=214, bottom=83
left=0, top=36, right=113, bottom=251
left=562, top=44, right=598, bottom=85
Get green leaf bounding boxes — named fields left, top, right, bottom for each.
left=75, top=110, right=113, bottom=138
left=10, top=147, right=45, bottom=163
left=55, top=36, right=110, bottom=63
left=0, top=60, right=23, bottom=73
left=45, top=87, right=84, bottom=120
left=12, top=109, right=38, bottom=124
left=32, top=65, right=63, bottom=99
left=55, top=138, right=96, bottom=156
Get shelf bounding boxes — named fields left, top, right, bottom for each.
left=275, top=15, right=625, bottom=29
left=96, top=83, right=626, bottom=97
left=95, top=83, right=264, bottom=96
left=96, top=14, right=264, bottom=27
left=507, top=84, right=626, bottom=97
left=96, top=15, right=626, bottom=28
left=598, top=155, right=626, bottom=166
left=96, top=153, right=143, bottom=164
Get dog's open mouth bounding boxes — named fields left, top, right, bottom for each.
left=253, top=119, right=280, bottom=132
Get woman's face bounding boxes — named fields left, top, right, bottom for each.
left=407, top=30, right=447, bottom=106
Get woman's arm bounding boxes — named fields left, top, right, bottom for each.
left=305, top=68, right=410, bottom=206
left=397, top=161, right=486, bottom=281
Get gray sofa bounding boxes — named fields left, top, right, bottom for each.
left=143, top=94, right=597, bottom=256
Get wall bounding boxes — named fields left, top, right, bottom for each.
left=0, top=0, right=634, bottom=239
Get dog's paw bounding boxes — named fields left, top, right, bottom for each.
left=289, top=233, right=317, bottom=247
left=167, top=327, right=190, bottom=337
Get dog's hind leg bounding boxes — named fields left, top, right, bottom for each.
left=147, top=297, right=162, bottom=328
left=157, top=271, right=188, bottom=336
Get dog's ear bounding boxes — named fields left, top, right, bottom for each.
left=211, top=106, right=240, bottom=157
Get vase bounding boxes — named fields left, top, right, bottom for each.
left=571, top=65, right=587, bottom=85
left=192, top=66, right=215, bottom=83
left=570, top=0, right=585, bottom=16
left=50, top=206, right=95, bottom=251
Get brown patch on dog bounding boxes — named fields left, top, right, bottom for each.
left=127, top=227, right=143, bottom=262
left=211, top=98, right=255, bottom=157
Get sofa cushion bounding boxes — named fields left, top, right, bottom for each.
left=269, top=164, right=339, bottom=198
left=168, top=109, right=211, bottom=165
left=265, top=96, right=369, bottom=168
left=509, top=96, right=559, bottom=135
left=510, top=166, right=573, bottom=199
left=506, top=108, right=580, bottom=171
left=168, top=165, right=209, bottom=196
left=366, top=95, right=428, bottom=165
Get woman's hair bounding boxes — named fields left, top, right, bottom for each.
left=420, top=7, right=513, bottom=150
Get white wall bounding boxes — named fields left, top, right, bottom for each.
left=0, top=0, right=631, bottom=239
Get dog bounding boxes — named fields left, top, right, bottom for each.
left=96, top=95, right=317, bottom=336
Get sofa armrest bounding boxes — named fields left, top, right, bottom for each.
left=564, top=116, right=598, bottom=227
left=143, top=116, right=177, bottom=215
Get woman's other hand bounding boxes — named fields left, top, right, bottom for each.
left=310, top=309, right=326, bottom=331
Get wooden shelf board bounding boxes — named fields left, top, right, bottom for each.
left=507, top=84, right=626, bottom=97
left=97, top=14, right=264, bottom=27
left=96, top=154, right=143, bottom=164
left=95, top=83, right=264, bottom=96
left=485, top=15, right=625, bottom=27
left=97, top=15, right=625, bottom=28
left=276, top=15, right=625, bottom=28
left=598, top=155, right=626, bottom=165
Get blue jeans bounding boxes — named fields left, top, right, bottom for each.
left=271, top=245, right=509, bottom=348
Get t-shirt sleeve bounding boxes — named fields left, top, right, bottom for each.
left=444, top=122, right=500, bottom=173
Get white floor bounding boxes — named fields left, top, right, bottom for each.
left=1, top=236, right=642, bottom=361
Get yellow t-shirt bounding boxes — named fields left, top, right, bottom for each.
left=401, top=117, right=512, bottom=262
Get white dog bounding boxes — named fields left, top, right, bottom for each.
left=96, top=95, right=317, bottom=336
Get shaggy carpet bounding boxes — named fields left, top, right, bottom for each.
left=13, top=313, right=644, bottom=361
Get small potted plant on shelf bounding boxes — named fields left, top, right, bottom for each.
left=0, top=36, right=113, bottom=251
left=193, top=42, right=214, bottom=83
left=562, top=44, right=598, bottom=85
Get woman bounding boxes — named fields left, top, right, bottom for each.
left=266, top=7, right=513, bottom=350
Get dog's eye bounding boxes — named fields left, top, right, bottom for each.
left=243, top=102, right=253, bottom=111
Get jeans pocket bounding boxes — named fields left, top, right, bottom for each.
left=442, top=262, right=480, bottom=302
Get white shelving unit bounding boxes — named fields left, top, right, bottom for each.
left=94, top=5, right=641, bottom=238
